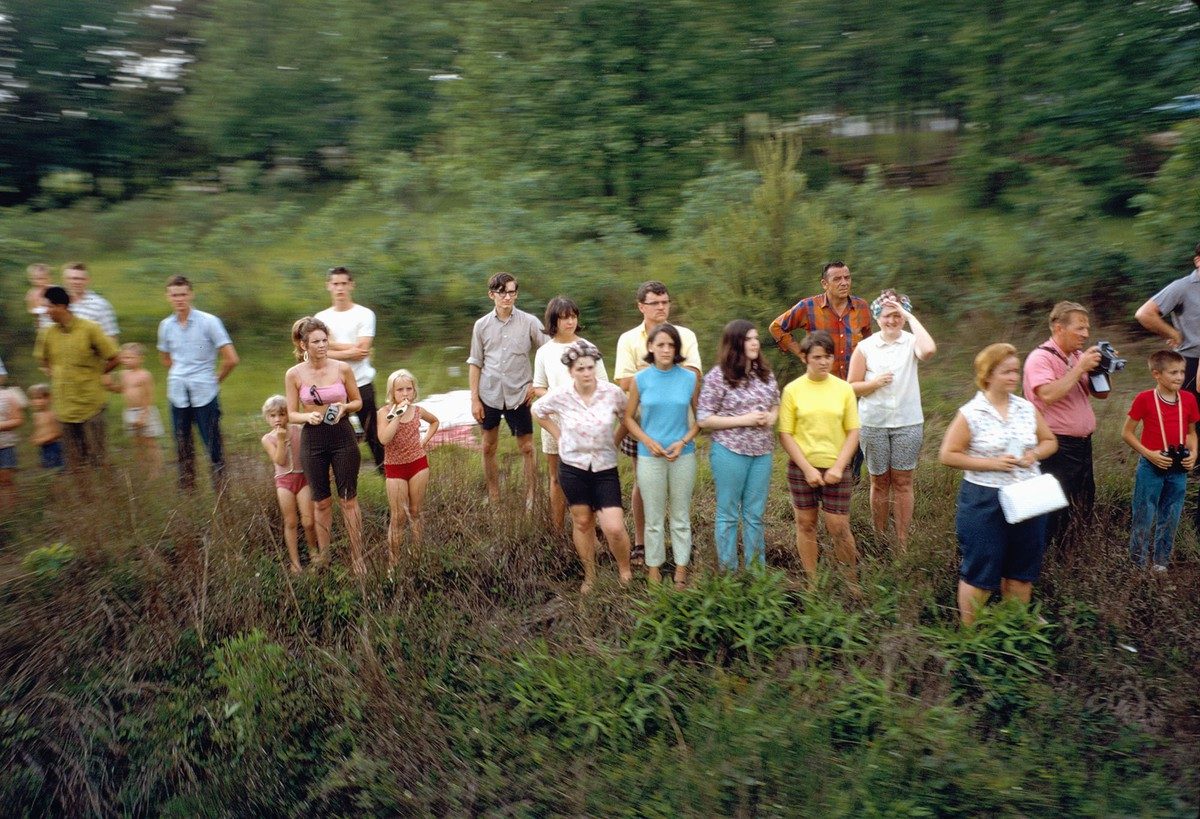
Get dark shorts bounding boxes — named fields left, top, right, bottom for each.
left=274, top=471, right=307, bottom=495
left=40, top=441, right=64, bottom=470
left=480, top=402, right=533, bottom=437
left=300, top=419, right=360, bottom=502
left=786, top=460, right=852, bottom=515
left=0, top=446, right=15, bottom=470
left=956, top=480, right=1048, bottom=591
left=558, top=462, right=624, bottom=511
left=385, top=455, right=429, bottom=481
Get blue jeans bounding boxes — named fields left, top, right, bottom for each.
left=710, top=442, right=773, bottom=570
left=1129, top=457, right=1187, bottom=567
left=171, top=397, right=225, bottom=492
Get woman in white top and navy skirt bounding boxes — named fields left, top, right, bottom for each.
left=939, top=343, right=1057, bottom=625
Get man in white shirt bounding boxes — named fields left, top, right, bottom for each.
left=63, top=262, right=119, bottom=340
left=315, top=266, right=384, bottom=473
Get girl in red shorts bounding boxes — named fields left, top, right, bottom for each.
left=261, top=394, right=316, bottom=574
left=377, top=369, right=440, bottom=573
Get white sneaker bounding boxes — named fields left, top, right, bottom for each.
left=1151, top=564, right=1168, bottom=574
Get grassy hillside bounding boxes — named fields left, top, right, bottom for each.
left=1, top=181, right=1198, bottom=815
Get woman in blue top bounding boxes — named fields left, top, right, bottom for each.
left=624, top=323, right=700, bottom=588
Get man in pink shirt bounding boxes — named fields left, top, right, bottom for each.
left=1023, top=301, right=1111, bottom=546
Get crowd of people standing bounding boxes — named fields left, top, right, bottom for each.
left=6, top=246, right=1200, bottom=623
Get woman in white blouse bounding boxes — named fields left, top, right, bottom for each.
left=847, top=291, right=936, bottom=550
left=532, top=340, right=632, bottom=593
left=939, top=343, right=1057, bottom=625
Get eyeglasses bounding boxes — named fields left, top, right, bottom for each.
left=642, top=298, right=670, bottom=308
left=492, top=288, right=519, bottom=299
left=308, top=385, right=323, bottom=406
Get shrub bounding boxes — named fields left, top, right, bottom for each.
left=20, top=543, right=75, bottom=580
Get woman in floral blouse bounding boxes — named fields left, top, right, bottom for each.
left=697, top=320, right=780, bottom=570
left=532, top=340, right=633, bottom=593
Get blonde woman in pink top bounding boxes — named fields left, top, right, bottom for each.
left=377, top=368, right=440, bottom=574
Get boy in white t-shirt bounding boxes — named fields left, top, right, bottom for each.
left=315, top=266, right=383, bottom=472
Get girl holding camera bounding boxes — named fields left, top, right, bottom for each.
left=377, top=368, right=440, bottom=574
left=286, top=316, right=365, bottom=575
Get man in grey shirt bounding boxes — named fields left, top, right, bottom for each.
left=63, top=262, right=119, bottom=340
left=468, top=272, right=548, bottom=508
left=1136, top=243, right=1200, bottom=401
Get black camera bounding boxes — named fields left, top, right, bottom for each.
left=1160, top=444, right=1191, bottom=474
left=1088, top=340, right=1126, bottom=393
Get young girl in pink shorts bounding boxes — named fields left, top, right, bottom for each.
left=377, top=369, right=439, bottom=573
left=261, top=394, right=316, bottom=574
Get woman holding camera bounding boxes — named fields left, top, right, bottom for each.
left=286, top=316, right=365, bottom=575
left=939, top=343, right=1057, bottom=625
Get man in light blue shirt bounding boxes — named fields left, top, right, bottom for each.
left=157, top=275, right=239, bottom=491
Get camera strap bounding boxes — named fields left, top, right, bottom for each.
left=1154, top=389, right=1182, bottom=449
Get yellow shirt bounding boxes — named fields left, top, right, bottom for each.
left=777, top=373, right=859, bottom=468
left=33, top=318, right=118, bottom=423
left=613, top=323, right=702, bottom=383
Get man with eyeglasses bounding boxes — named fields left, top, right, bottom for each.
left=468, top=272, right=548, bottom=508
left=613, top=281, right=702, bottom=565
left=315, top=266, right=384, bottom=473
left=157, top=275, right=239, bottom=491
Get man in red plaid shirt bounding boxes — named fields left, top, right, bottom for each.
left=769, top=261, right=872, bottom=380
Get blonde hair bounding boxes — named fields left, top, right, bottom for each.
left=1048, top=301, right=1088, bottom=330
left=261, top=394, right=288, bottom=420
left=28, top=383, right=51, bottom=399
left=385, top=369, right=418, bottom=404
left=26, top=263, right=50, bottom=281
left=120, top=342, right=144, bottom=357
left=973, top=343, right=1018, bottom=390
left=291, top=316, right=330, bottom=362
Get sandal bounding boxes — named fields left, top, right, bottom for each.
left=630, top=544, right=645, bottom=567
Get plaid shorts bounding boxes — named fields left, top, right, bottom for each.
left=621, top=434, right=638, bottom=457
left=786, top=460, right=853, bottom=515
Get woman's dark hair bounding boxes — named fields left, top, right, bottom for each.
left=544, top=295, right=580, bottom=337
left=799, top=330, right=835, bottom=358
left=718, top=319, right=772, bottom=387
left=642, top=323, right=685, bottom=365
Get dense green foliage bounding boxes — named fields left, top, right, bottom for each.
left=1, top=2, right=1198, bottom=220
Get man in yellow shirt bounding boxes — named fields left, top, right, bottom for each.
left=33, top=286, right=119, bottom=469
left=613, top=281, right=702, bottom=562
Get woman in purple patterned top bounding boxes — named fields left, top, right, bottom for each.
left=697, top=320, right=780, bottom=569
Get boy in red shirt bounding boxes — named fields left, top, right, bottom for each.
left=1122, top=350, right=1199, bottom=572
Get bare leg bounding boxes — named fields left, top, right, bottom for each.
left=793, top=506, right=819, bottom=578
left=481, top=426, right=500, bottom=503
left=406, top=467, right=430, bottom=551
left=999, top=577, right=1033, bottom=605
left=868, top=471, right=892, bottom=538
left=569, top=504, right=598, bottom=593
left=275, top=486, right=302, bottom=573
left=518, top=433, right=537, bottom=510
left=958, top=580, right=992, bottom=626
left=385, top=478, right=409, bottom=568
left=890, top=469, right=915, bottom=551
left=341, top=496, right=366, bottom=576
left=296, top=485, right=317, bottom=560
left=595, top=506, right=633, bottom=583
left=136, top=436, right=162, bottom=479
left=547, top=453, right=566, bottom=534
left=824, top=511, right=858, bottom=584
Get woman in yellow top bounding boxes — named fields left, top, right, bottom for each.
left=777, top=330, right=861, bottom=582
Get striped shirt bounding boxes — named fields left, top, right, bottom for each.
left=69, top=291, right=119, bottom=337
